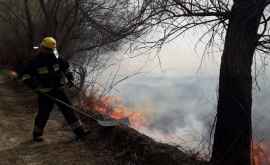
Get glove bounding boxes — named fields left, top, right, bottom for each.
left=8, top=70, right=18, bottom=80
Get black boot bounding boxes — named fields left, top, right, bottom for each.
left=33, top=131, right=44, bottom=142
left=33, top=136, right=44, bottom=142
left=33, top=133, right=44, bottom=142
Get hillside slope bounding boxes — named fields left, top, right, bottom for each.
left=0, top=76, right=116, bottom=165
left=0, top=76, right=207, bottom=165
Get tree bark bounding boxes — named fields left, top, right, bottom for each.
left=211, top=1, right=265, bottom=165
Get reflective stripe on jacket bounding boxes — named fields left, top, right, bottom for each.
left=18, top=52, right=71, bottom=90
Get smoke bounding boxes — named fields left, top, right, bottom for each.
left=114, top=73, right=219, bottom=150
left=253, top=74, right=270, bottom=141
left=111, top=66, right=270, bottom=153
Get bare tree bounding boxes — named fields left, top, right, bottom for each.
left=0, top=0, right=141, bottom=62
left=0, top=0, right=146, bottom=91
left=0, top=0, right=80, bottom=63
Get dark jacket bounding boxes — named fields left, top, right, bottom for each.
left=19, top=51, right=73, bottom=90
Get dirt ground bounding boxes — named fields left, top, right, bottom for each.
left=0, top=76, right=117, bottom=165
left=0, top=75, right=207, bottom=165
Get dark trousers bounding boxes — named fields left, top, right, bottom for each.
left=33, top=89, right=83, bottom=137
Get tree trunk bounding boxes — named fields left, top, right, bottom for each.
left=211, top=1, right=264, bottom=165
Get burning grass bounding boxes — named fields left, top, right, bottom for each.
left=76, top=91, right=208, bottom=165
left=252, top=141, right=270, bottom=165
left=80, top=94, right=149, bottom=129
left=3, top=80, right=208, bottom=164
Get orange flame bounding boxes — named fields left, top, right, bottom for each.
left=81, top=95, right=148, bottom=129
left=252, top=142, right=270, bottom=165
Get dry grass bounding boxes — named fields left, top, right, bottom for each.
left=78, top=91, right=208, bottom=165
left=0, top=77, right=209, bottom=165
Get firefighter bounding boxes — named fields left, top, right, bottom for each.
left=19, top=37, right=88, bottom=142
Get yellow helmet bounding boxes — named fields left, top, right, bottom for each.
left=41, top=37, right=57, bottom=49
